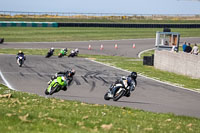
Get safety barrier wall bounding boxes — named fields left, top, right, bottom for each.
left=0, top=21, right=58, bottom=27
left=154, top=50, right=200, bottom=79
left=1, top=21, right=200, bottom=28
left=58, top=23, right=200, bottom=28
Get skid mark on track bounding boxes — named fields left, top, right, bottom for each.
left=78, top=70, right=116, bottom=92
left=19, top=72, right=24, bottom=77
left=60, top=64, right=72, bottom=70
left=90, top=81, right=95, bottom=92
left=81, top=76, right=88, bottom=83
left=75, top=65, right=89, bottom=72
left=73, top=77, right=81, bottom=85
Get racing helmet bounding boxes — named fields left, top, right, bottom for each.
left=51, top=47, right=54, bottom=50
left=18, top=50, right=22, bottom=54
left=61, top=76, right=67, bottom=81
left=75, top=48, right=79, bottom=52
left=68, top=69, right=76, bottom=77
left=121, top=76, right=126, bottom=80
left=130, top=72, right=137, bottom=80
left=64, top=48, right=68, bottom=52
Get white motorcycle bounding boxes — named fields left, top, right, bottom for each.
left=17, top=56, right=25, bottom=67
left=104, top=77, right=132, bottom=101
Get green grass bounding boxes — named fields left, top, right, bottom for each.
left=0, top=48, right=199, bottom=90
left=0, top=84, right=200, bottom=133
left=1, top=17, right=200, bottom=24
left=0, top=48, right=59, bottom=56
left=1, top=27, right=200, bottom=42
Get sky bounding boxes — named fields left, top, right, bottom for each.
left=1, top=0, right=200, bottom=14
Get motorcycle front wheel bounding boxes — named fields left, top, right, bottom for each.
left=104, top=92, right=111, bottom=100
left=19, top=59, right=23, bottom=67
left=49, top=83, right=60, bottom=95
left=113, top=88, right=125, bottom=101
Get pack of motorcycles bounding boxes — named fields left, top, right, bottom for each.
left=16, top=48, right=137, bottom=101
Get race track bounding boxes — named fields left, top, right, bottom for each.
left=0, top=38, right=200, bottom=118
left=1, top=37, right=200, bottom=58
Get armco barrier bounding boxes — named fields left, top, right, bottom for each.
left=58, top=23, right=200, bottom=28
left=0, top=21, right=58, bottom=27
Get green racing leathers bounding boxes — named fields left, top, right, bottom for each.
left=60, top=49, right=66, bottom=55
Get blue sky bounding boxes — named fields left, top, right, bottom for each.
left=1, top=0, right=200, bottom=14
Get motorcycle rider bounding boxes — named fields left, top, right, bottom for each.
left=48, top=69, right=76, bottom=91
left=59, top=48, right=68, bottom=56
left=49, top=47, right=55, bottom=53
left=46, top=47, right=55, bottom=58
left=68, top=48, right=79, bottom=57
left=111, top=71, right=137, bottom=97
left=62, top=48, right=68, bottom=54
left=70, top=49, right=76, bottom=55
left=16, top=50, right=26, bottom=60
left=74, top=48, right=79, bottom=55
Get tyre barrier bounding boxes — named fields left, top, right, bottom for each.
left=0, top=21, right=58, bottom=27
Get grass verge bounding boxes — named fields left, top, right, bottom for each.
left=0, top=84, right=200, bottom=133
left=1, top=27, right=200, bottom=42
left=0, top=48, right=199, bottom=90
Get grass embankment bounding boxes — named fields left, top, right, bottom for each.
left=1, top=27, right=200, bottom=42
left=1, top=84, right=200, bottom=133
left=1, top=17, right=200, bottom=24
left=0, top=48, right=199, bottom=90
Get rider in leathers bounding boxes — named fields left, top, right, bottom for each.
left=112, top=72, right=137, bottom=97
left=49, top=47, right=54, bottom=54
left=48, top=69, right=76, bottom=91
left=16, top=50, right=26, bottom=60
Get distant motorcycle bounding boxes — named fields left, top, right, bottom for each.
left=68, top=49, right=79, bottom=57
left=104, top=77, right=136, bottom=101
left=16, top=55, right=25, bottom=67
left=45, top=48, right=54, bottom=58
left=58, top=48, right=67, bottom=58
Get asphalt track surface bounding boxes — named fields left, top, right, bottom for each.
left=0, top=37, right=200, bottom=118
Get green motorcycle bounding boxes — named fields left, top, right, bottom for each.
left=45, top=76, right=67, bottom=95
left=58, top=48, right=67, bottom=58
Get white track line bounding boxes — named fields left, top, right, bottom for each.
left=138, top=48, right=156, bottom=58
left=85, top=58, right=200, bottom=94
left=0, top=70, right=16, bottom=90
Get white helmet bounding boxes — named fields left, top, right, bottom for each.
left=75, top=48, right=79, bottom=52
left=61, top=76, right=67, bottom=81
left=51, top=47, right=54, bottom=50
left=121, top=76, right=127, bottom=80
